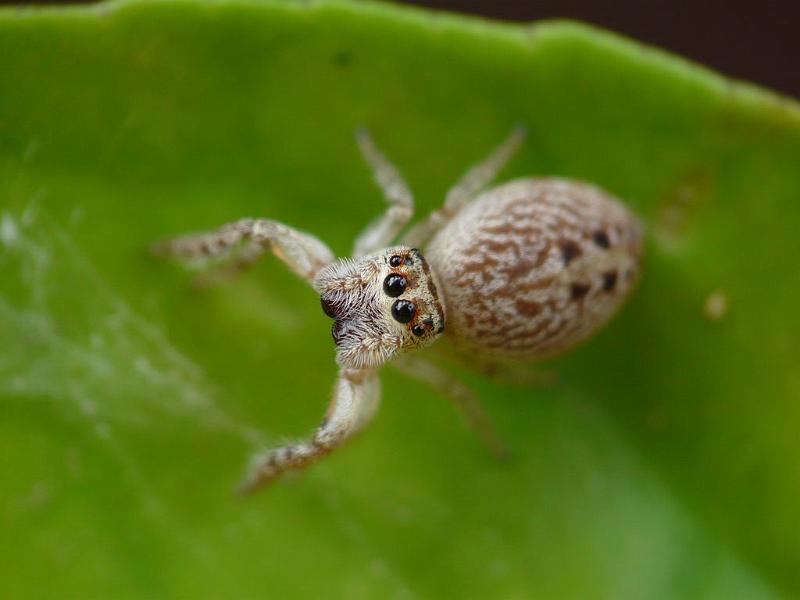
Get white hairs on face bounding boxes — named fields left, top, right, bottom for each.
left=315, top=254, right=398, bottom=369
left=314, top=257, right=378, bottom=314
left=336, top=330, right=402, bottom=369
left=314, top=248, right=445, bottom=370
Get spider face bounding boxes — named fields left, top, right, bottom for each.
left=314, top=246, right=445, bottom=369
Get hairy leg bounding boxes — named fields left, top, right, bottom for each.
left=152, top=218, right=335, bottom=284
left=188, top=240, right=266, bottom=288
left=392, top=355, right=509, bottom=459
left=352, top=129, right=415, bottom=256
left=403, top=126, right=526, bottom=247
left=237, top=367, right=380, bottom=493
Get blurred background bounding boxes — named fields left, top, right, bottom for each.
left=5, top=0, right=800, bottom=97
left=406, top=0, right=800, bottom=98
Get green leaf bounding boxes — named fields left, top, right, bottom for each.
left=2, top=1, right=799, bottom=597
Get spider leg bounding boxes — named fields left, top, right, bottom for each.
left=403, top=126, right=526, bottom=247
left=352, top=129, right=415, bottom=257
left=151, top=218, right=334, bottom=285
left=391, top=355, right=509, bottom=459
left=476, top=362, right=558, bottom=388
left=237, top=367, right=379, bottom=494
left=189, top=240, right=266, bottom=288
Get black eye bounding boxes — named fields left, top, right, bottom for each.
left=383, top=274, right=407, bottom=297
left=391, top=299, right=415, bottom=323
left=411, top=324, right=426, bottom=337
left=320, top=297, right=337, bottom=318
left=388, top=255, right=403, bottom=267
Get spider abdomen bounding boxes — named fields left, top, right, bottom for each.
left=425, top=178, right=644, bottom=361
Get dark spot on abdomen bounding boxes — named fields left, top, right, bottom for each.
left=570, top=282, right=591, bottom=300
left=560, top=240, right=582, bottom=266
left=602, top=270, right=618, bottom=291
left=593, top=230, right=610, bottom=249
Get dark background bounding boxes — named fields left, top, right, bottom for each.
left=401, top=0, right=800, bottom=98
left=5, top=0, right=800, bottom=98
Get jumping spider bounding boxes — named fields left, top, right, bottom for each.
left=153, top=127, right=643, bottom=493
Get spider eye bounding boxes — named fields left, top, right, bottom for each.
left=388, top=255, right=403, bottom=267
left=320, top=297, right=337, bottom=318
left=391, top=299, right=415, bottom=323
left=383, top=274, right=407, bottom=297
left=411, top=324, right=426, bottom=337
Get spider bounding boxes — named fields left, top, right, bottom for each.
left=153, top=127, right=644, bottom=493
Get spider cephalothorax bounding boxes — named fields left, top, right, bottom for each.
left=315, top=246, right=446, bottom=369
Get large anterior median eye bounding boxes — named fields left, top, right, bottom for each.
left=383, top=274, right=407, bottom=297
left=391, top=299, right=415, bottom=323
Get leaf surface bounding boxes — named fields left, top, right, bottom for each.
left=1, top=1, right=799, bottom=597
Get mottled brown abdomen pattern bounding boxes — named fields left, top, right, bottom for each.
left=425, top=178, right=644, bottom=361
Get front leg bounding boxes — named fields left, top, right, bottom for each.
left=352, top=129, right=415, bottom=256
left=237, top=367, right=380, bottom=493
left=152, top=218, right=334, bottom=284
